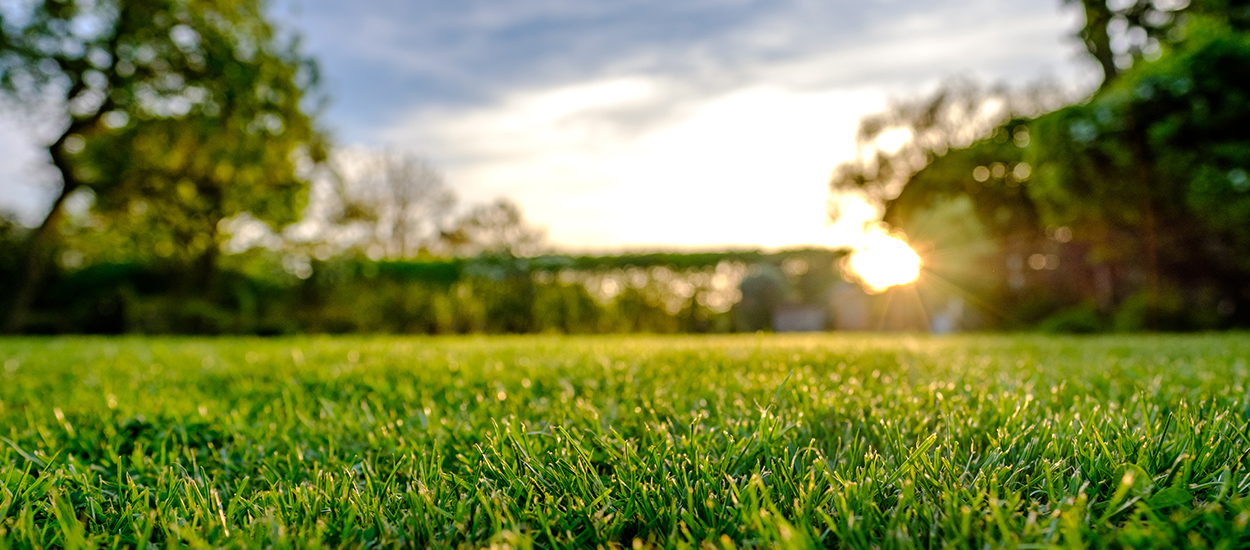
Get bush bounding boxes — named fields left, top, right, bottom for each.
left=1113, top=288, right=1197, bottom=332
left=1038, top=303, right=1106, bottom=334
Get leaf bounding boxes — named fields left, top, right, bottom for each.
left=1147, top=486, right=1192, bottom=509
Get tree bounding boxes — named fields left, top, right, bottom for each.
left=438, top=199, right=546, bottom=257
left=323, top=149, right=456, bottom=259
left=829, top=79, right=1065, bottom=203
left=833, top=0, right=1198, bottom=207
left=1, top=0, right=324, bottom=331
left=826, top=79, right=1071, bottom=313
left=1064, top=0, right=1250, bottom=88
left=1027, top=14, right=1250, bottom=326
left=274, top=150, right=542, bottom=266
left=832, top=3, right=1250, bottom=329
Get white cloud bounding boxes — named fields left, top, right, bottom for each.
left=0, top=0, right=1096, bottom=249
left=376, top=0, right=1091, bottom=252
left=387, top=77, right=886, bottom=251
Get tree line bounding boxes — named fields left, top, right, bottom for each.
left=8, top=0, right=1248, bottom=334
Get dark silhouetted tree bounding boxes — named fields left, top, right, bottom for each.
left=439, top=199, right=546, bottom=257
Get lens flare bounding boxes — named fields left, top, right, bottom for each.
left=847, top=232, right=922, bottom=293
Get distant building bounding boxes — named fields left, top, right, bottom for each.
left=772, top=304, right=826, bottom=332
left=830, top=282, right=871, bottom=331
left=734, top=264, right=788, bottom=332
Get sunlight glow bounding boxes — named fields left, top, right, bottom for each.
left=388, top=80, right=886, bottom=249
left=846, top=231, right=922, bottom=293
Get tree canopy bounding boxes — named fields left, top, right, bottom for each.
left=1, top=0, right=325, bottom=330
left=832, top=1, right=1250, bottom=330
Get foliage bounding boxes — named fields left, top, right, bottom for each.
left=1023, top=15, right=1250, bottom=328
left=0, top=0, right=325, bottom=330
left=264, top=151, right=547, bottom=264
left=438, top=199, right=547, bottom=257
left=1037, top=302, right=1106, bottom=334
left=2, top=334, right=1249, bottom=547
left=1031, top=15, right=1250, bottom=259
left=829, top=80, right=1071, bottom=204
left=72, top=0, right=324, bottom=274
left=4, top=249, right=842, bottom=335
left=1063, top=0, right=1189, bottom=86
left=837, top=5, right=1250, bottom=330
left=311, top=149, right=457, bottom=260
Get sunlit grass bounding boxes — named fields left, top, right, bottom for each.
left=2, top=334, right=1249, bottom=548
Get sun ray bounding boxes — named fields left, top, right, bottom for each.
left=918, top=237, right=1002, bottom=260
left=902, top=278, right=931, bottom=331
left=917, top=269, right=1010, bottom=323
left=876, top=284, right=897, bottom=331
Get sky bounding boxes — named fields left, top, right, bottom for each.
left=0, top=0, right=1097, bottom=252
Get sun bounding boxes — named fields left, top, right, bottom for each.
left=846, top=232, right=922, bottom=293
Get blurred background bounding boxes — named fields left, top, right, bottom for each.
left=1, top=0, right=1247, bottom=334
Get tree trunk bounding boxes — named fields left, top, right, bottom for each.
left=187, top=182, right=225, bottom=300
left=1127, top=110, right=1159, bottom=331
left=1079, top=0, right=1120, bottom=88
left=196, top=238, right=221, bottom=299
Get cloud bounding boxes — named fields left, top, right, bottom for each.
left=293, top=0, right=1089, bottom=133
left=369, top=0, right=1092, bottom=250
left=0, top=0, right=1095, bottom=246
left=384, top=76, right=886, bottom=251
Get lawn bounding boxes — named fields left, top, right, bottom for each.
left=1, top=334, right=1249, bottom=549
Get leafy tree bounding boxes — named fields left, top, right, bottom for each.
left=439, top=199, right=546, bottom=257
left=282, top=150, right=543, bottom=265
left=835, top=3, right=1250, bottom=329
left=320, top=149, right=456, bottom=260
left=833, top=0, right=1197, bottom=206
left=1, top=0, right=323, bottom=332
left=1066, top=0, right=1250, bottom=86
left=1027, top=14, right=1250, bottom=324
left=827, top=80, right=1070, bottom=323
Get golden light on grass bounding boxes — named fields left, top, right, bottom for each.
left=846, top=231, right=922, bottom=293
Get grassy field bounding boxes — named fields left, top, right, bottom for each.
left=1, top=334, right=1249, bottom=549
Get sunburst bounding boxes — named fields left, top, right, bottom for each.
left=846, top=232, right=922, bottom=293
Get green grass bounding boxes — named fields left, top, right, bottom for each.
left=1, top=334, right=1249, bottom=549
